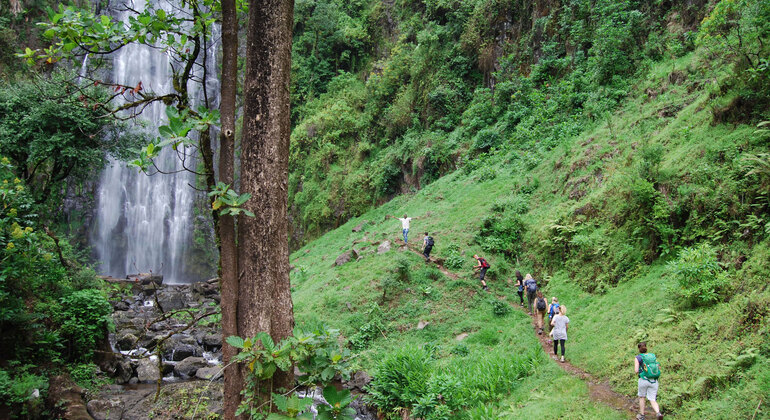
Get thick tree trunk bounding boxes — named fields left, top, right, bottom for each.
left=233, top=0, right=295, bottom=415
left=219, top=0, right=240, bottom=416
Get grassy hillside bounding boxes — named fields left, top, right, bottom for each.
left=289, top=36, right=770, bottom=418
left=285, top=0, right=724, bottom=247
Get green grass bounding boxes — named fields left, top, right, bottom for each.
left=289, top=50, right=770, bottom=418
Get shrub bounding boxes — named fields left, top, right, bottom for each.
left=442, top=244, right=465, bottom=270
left=0, top=369, right=48, bottom=417
left=366, top=346, right=433, bottom=412
left=60, top=289, right=113, bottom=361
left=490, top=299, right=510, bottom=317
left=667, top=244, right=731, bottom=307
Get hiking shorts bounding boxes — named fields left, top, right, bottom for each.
left=637, top=378, right=659, bottom=401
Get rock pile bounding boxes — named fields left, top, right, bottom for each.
left=106, top=275, right=223, bottom=384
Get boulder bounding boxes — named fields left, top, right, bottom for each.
left=377, top=241, right=391, bottom=254
left=116, top=332, right=138, bottom=351
left=167, top=343, right=199, bottom=361
left=352, top=221, right=367, bottom=232
left=114, top=357, right=133, bottom=385
left=202, top=333, right=222, bottom=349
left=127, top=273, right=163, bottom=286
left=174, top=357, right=209, bottom=378
left=136, top=358, right=161, bottom=383
left=195, top=366, right=223, bottom=381
left=87, top=398, right=124, bottom=420
left=334, top=249, right=359, bottom=266
left=344, top=370, right=372, bottom=392
left=156, top=290, right=186, bottom=310
left=112, top=300, right=130, bottom=311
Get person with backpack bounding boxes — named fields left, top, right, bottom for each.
left=550, top=305, right=569, bottom=362
left=634, top=341, right=663, bottom=420
left=514, top=270, right=524, bottom=307
left=422, top=232, right=434, bottom=262
left=473, top=255, right=490, bottom=291
left=547, top=297, right=560, bottom=332
left=523, top=273, right=538, bottom=314
left=534, top=290, right=548, bottom=335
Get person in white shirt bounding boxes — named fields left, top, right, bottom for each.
left=386, top=213, right=421, bottom=244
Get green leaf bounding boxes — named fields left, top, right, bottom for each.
left=158, top=125, right=173, bottom=138
left=225, top=335, right=245, bottom=349
left=257, top=332, right=275, bottom=351
left=101, top=15, right=110, bottom=26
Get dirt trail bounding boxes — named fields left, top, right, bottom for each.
left=402, top=240, right=636, bottom=418
left=519, top=305, right=637, bottom=418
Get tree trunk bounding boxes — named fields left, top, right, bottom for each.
left=219, top=0, right=240, bottom=416
left=233, top=0, right=295, bottom=415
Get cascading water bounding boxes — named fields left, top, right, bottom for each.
left=92, top=0, right=219, bottom=284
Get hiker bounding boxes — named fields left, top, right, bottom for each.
left=635, top=342, right=663, bottom=420
left=547, top=297, right=560, bottom=332
left=422, top=232, right=434, bottom=262
left=386, top=213, right=420, bottom=244
left=523, top=273, right=538, bottom=314
left=514, top=270, right=524, bottom=306
left=550, top=305, right=569, bottom=362
left=472, top=255, right=490, bottom=291
left=535, top=290, right=548, bottom=335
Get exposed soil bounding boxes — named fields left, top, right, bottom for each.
left=519, top=306, right=637, bottom=418
left=404, top=240, right=637, bottom=418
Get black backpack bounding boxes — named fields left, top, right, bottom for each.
left=536, top=297, right=546, bottom=310
left=426, top=236, right=434, bottom=246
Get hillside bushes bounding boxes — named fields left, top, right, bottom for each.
left=366, top=345, right=540, bottom=419
left=667, top=244, right=730, bottom=308
left=287, top=0, right=715, bottom=247
left=0, top=156, right=110, bottom=417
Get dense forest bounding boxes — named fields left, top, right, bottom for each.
left=0, top=0, right=769, bottom=418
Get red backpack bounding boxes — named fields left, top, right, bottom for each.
left=479, top=258, right=490, bottom=268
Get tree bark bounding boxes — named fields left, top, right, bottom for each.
left=219, top=0, right=240, bottom=416
left=234, top=0, right=295, bottom=415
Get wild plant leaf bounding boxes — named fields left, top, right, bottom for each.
left=225, top=335, right=245, bottom=349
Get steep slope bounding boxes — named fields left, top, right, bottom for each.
left=289, top=40, right=770, bottom=417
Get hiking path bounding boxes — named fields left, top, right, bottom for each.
left=402, top=238, right=637, bottom=418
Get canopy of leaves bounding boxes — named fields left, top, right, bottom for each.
left=0, top=72, right=141, bottom=206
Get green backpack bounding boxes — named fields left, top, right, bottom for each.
left=639, top=353, right=661, bottom=381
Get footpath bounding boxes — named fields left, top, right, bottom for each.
left=403, top=240, right=636, bottom=418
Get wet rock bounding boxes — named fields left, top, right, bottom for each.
left=202, top=333, right=222, bottom=349
left=114, top=357, right=133, bottom=385
left=116, top=333, right=138, bottom=351
left=167, top=343, right=198, bottom=361
left=195, top=366, right=223, bottom=381
left=127, top=273, right=163, bottom=286
left=112, top=300, right=130, bottom=311
left=174, top=357, right=208, bottom=378
left=136, top=358, right=161, bottom=383
left=87, top=398, right=124, bottom=420
left=156, top=289, right=186, bottom=310
left=377, top=241, right=391, bottom=254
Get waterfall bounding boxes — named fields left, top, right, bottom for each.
left=91, top=0, right=218, bottom=284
